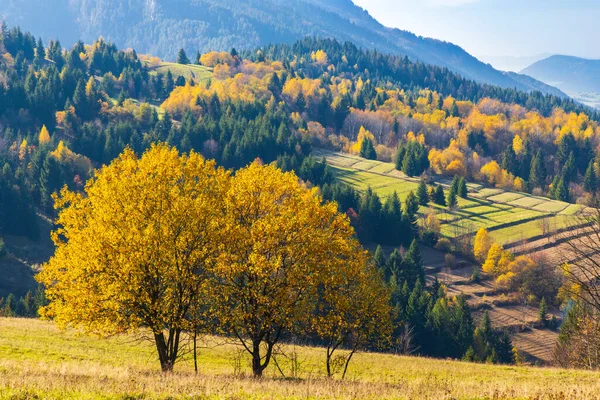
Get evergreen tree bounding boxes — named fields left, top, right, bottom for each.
left=538, top=297, right=548, bottom=324
left=417, top=179, right=429, bottom=206
left=561, top=152, right=577, bottom=183
left=433, top=184, right=446, bottom=206
left=497, top=331, right=515, bottom=364
left=176, top=48, right=190, bottom=64
left=373, top=245, right=387, bottom=274
left=402, top=151, right=417, bottom=176
left=360, top=138, right=377, bottom=160
left=529, top=150, right=546, bottom=190
left=554, top=177, right=569, bottom=202
left=401, top=239, right=425, bottom=288
left=458, top=177, right=468, bottom=198
left=501, top=146, right=517, bottom=175
left=447, top=185, right=458, bottom=209
left=584, top=160, right=597, bottom=193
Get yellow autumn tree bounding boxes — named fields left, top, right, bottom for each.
left=513, top=134, right=524, bottom=155
left=214, top=161, right=370, bottom=377
left=473, top=228, right=493, bottom=263
left=482, top=243, right=503, bottom=274
left=37, top=144, right=230, bottom=372
left=315, top=260, right=392, bottom=378
left=350, top=126, right=376, bottom=154
left=39, top=125, right=51, bottom=145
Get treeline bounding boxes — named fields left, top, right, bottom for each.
left=256, top=38, right=599, bottom=121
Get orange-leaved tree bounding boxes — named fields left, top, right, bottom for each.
left=214, top=161, right=370, bottom=377
left=37, top=144, right=230, bottom=372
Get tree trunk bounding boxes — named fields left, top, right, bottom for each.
left=153, top=330, right=181, bottom=373
left=193, top=331, right=198, bottom=374
left=251, top=339, right=275, bottom=378
left=252, top=340, right=264, bottom=378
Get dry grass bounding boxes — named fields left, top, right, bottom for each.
left=1, top=318, right=600, bottom=399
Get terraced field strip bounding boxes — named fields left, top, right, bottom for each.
left=317, top=149, right=584, bottom=245
left=512, top=329, right=559, bottom=363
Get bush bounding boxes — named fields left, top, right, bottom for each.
left=435, top=238, right=452, bottom=252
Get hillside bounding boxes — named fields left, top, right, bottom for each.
left=317, top=149, right=580, bottom=363
left=1, top=317, right=599, bottom=399
left=0, top=0, right=565, bottom=96
left=521, top=55, right=600, bottom=108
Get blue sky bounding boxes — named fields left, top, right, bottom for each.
left=352, top=0, right=600, bottom=60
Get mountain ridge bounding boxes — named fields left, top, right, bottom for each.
left=0, top=0, right=566, bottom=97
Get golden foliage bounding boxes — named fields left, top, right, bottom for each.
left=39, top=125, right=51, bottom=145
left=473, top=228, right=493, bottom=263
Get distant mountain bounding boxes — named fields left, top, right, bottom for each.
left=478, top=53, right=552, bottom=73
left=522, top=55, right=600, bottom=109
left=0, top=0, right=565, bottom=96
left=522, top=55, right=600, bottom=95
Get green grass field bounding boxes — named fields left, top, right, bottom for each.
left=144, top=61, right=213, bottom=81
left=317, top=150, right=583, bottom=247
left=1, top=318, right=599, bottom=399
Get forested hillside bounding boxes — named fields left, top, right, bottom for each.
left=2, top=23, right=600, bottom=370
left=0, top=0, right=565, bottom=95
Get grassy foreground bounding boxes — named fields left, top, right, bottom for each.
left=0, top=319, right=599, bottom=399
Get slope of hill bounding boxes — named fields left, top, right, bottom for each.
left=522, top=55, right=600, bottom=108
left=1, top=317, right=599, bottom=399
left=0, top=0, right=565, bottom=96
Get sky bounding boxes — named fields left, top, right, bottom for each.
left=352, top=0, right=600, bottom=69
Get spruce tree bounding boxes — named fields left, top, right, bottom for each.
left=554, top=177, right=569, bottom=202
left=417, top=179, right=429, bottom=206
left=458, top=177, right=468, bottom=198
left=434, top=184, right=446, bottom=206
left=401, top=239, right=425, bottom=287
left=402, top=152, right=417, bottom=176
left=538, top=297, right=548, bottom=324
left=360, top=138, right=377, bottom=160
left=584, top=161, right=597, bottom=193
left=529, top=150, right=546, bottom=190
left=501, top=146, right=517, bottom=175
left=447, top=186, right=458, bottom=209
left=497, top=331, right=515, bottom=364
left=177, top=48, right=190, bottom=64
left=373, top=245, right=387, bottom=275
left=561, top=152, right=576, bottom=183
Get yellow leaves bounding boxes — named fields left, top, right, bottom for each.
left=199, top=51, right=235, bottom=67
left=18, top=139, right=27, bottom=160
left=350, top=126, right=375, bottom=154
left=482, top=243, right=504, bottom=275
left=39, top=125, right=51, bottom=145
left=38, top=144, right=231, bottom=337
left=428, top=140, right=466, bottom=176
left=512, top=134, right=524, bottom=155
left=311, top=50, right=328, bottom=65
left=473, top=228, right=493, bottom=263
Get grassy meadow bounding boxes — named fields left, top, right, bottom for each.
left=316, top=150, right=584, bottom=247
left=1, top=318, right=600, bottom=399
left=144, top=61, right=214, bottom=82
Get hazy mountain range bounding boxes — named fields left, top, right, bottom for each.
left=521, top=55, right=600, bottom=108
left=0, top=0, right=566, bottom=97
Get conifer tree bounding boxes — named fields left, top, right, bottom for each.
left=529, top=150, right=546, bottom=190
left=447, top=185, right=458, bottom=209
left=177, top=48, right=190, bottom=64
left=458, top=177, right=468, bottom=198
left=433, top=184, right=446, bottom=206
left=584, top=160, right=597, bottom=193
left=417, top=179, right=429, bottom=206
left=538, top=297, right=548, bottom=324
